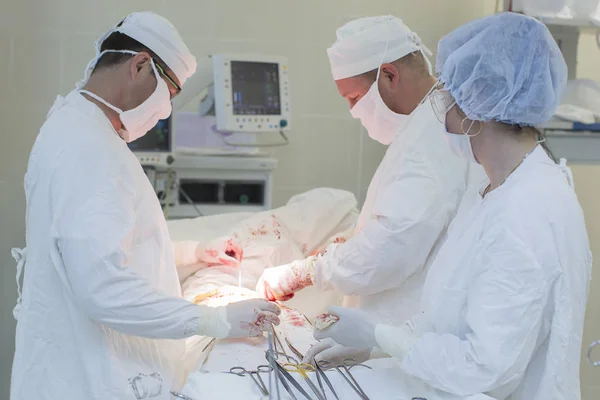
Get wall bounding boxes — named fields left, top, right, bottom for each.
left=574, top=28, right=600, bottom=400
left=0, top=1, right=491, bottom=397
left=1, top=1, right=597, bottom=399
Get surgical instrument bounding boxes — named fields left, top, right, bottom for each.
left=283, top=363, right=326, bottom=400
left=314, top=361, right=339, bottom=400
left=198, top=337, right=217, bottom=372
left=588, top=340, right=600, bottom=367
left=266, top=350, right=313, bottom=400
left=268, top=326, right=281, bottom=400
left=284, top=337, right=323, bottom=399
left=284, top=336, right=339, bottom=400
left=268, top=351, right=297, bottom=400
left=202, top=337, right=216, bottom=352
left=285, top=337, right=305, bottom=361
left=341, top=359, right=371, bottom=399
left=228, top=365, right=272, bottom=396
left=171, top=391, right=198, bottom=400
left=272, top=328, right=297, bottom=363
left=319, top=360, right=371, bottom=400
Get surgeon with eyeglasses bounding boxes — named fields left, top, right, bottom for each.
left=11, top=12, right=280, bottom=400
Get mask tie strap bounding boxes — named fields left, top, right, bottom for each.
left=559, top=158, right=574, bottom=188
left=76, top=49, right=139, bottom=90
left=79, top=89, right=124, bottom=115
left=411, top=32, right=433, bottom=76
left=11, top=247, right=27, bottom=320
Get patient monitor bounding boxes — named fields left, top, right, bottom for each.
left=173, top=53, right=291, bottom=133
left=213, top=54, right=291, bottom=132
left=129, top=53, right=291, bottom=167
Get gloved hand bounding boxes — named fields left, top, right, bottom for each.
left=198, top=299, right=281, bottom=339
left=302, top=338, right=371, bottom=366
left=314, top=306, right=377, bottom=349
left=255, top=256, right=317, bottom=301
left=314, top=306, right=418, bottom=361
left=196, top=236, right=243, bottom=267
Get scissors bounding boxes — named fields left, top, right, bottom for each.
left=229, top=365, right=272, bottom=396
left=588, top=340, right=600, bottom=367
left=283, top=362, right=326, bottom=400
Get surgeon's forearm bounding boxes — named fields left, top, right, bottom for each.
left=313, top=213, right=445, bottom=295
left=73, top=269, right=204, bottom=340
left=373, top=323, right=418, bottom=361
left=172, top=240, right=200, bottom=267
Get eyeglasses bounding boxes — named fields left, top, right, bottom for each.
left=154, top=60, right=181, bottom=99
left=430, top=85, right=456, bottom=123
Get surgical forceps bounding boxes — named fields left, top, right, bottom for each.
left=266, top=349, right=313, bottom=400
left=319, top=359, right=372, bottom=400
left=170, top=391, right=198, bottom=400
left=228, top=365, right=272, bottom=396
left=283, top=362, right=326, bottom=400
left=588, top=340, right=600, bottom=367
left=267, top=325, right=282, bottom=400
left=271, top=327, right=299, bottom=364
left=284, top=337, right=339, bottom=400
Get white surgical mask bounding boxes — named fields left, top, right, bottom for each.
left=350, top=75, right=410, bottom=145
left=444, top=130, right=478, bottom=164
left=79, top=50, right=172, bottom=143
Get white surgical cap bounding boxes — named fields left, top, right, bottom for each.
left=436, top=12, right=567, bottom=126
left=80, top=11, right=196, bottom=88
left=327, top=15, right=432, bottom=80
left=117, top=12, right=196, bottom=84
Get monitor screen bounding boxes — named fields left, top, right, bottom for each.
left=231, top=61, right=281, bottom=115
left=127, top=117, right=171, bottom=152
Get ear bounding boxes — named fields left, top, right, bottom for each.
left=129, top=52, right=151, bottom=80
left=380, top=63, right=401, bottom=89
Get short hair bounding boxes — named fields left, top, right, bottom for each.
left=361, top=51, right=430, bottom=81
left=94, top=22, right=168, bottom=73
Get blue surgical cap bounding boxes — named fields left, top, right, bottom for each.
left=436, top=12, right=568, bottom=126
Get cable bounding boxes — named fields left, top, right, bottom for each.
left=142, top=166, right=157, bottom=188
left=163, top=168, right=174, bottom=219
left=177, top=181, right=204, bottom=217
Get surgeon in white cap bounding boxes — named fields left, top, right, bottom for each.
left=11, top=12, right=280, bottom=400
left=257, top=15, right=483, bottom=365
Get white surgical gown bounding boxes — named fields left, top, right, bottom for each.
left=401, top=146, right=592, bottom=400
left=313, top=101, right=485, bottom=322
left=11, top=91, right=204, bottom=400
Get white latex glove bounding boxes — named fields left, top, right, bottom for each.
left=314, top=306, right=418, bottom=361
left=255, top=256, right=316, bottom=301
left=196, top=236, right=243, bottom=267
left=302, top=338, right=371, bottom=366
left=314, top=306, right=377, bottom=348
left=198, top=299, right=281, bottom=339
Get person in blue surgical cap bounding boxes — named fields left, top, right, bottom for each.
left=311, top=12, right=592, bottom=400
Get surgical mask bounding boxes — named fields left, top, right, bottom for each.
left=350, top=75, right=410, bottom=145
left=79, top=50, right=172, bottom=142
left=444, top=131, right=478, bottom=164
